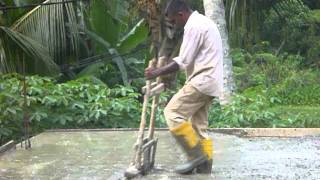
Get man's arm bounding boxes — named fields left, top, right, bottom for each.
left=172, top=27, right=203, bottom=70
left=145, top=61, right=179, bottom=80
left=145, top=27, right=203, bottom=80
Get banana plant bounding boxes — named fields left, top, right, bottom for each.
left=77, top=0, right=148, bottom=86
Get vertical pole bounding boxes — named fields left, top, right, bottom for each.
left=147, top=56, right=166, bottom=140
left=22, top=57, right=31, bottom=149
left=134, top=60, right=154, bottom=169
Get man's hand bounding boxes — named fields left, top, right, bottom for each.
left=145, top=67, right=160, bottom=80
left=145, top=61, right=179, bottom=80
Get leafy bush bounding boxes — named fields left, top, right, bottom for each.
left=0, top=74, right=141, bottom=145
left=222, top=47, right=320, bottom=128
left=209, top=94, right=281, bottom=128
left=270, top=70, right=320, bottom=105
left=209, top=93, right=320, bottom=128
left=231, top=49, right=303, bottom=91
left=269, top=105, right=320, bottom=128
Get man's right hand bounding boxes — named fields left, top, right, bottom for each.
left=145, top=67, right=161, bottom=80
left=144, top=57, right=179, bottom=80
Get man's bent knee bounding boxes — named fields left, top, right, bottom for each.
left=164, top=105, right=186, bottom=129
left=164, top=106, right=174, bottom=129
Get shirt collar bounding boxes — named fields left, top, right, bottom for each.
left=184, top=11, right=199, bottom=30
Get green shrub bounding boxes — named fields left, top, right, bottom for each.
left=271, top=70, right=320, bottom=105
left=231, top=49, right=304, bottom=92
left=209, top=93, right=320, bottom=128
left=270, top=105, right=320, bottom=128
left=209, top=94, right=281, bottom=128
left=214, top=47, right=320, bottom=127
left=0, top=74, right=142, bottom=145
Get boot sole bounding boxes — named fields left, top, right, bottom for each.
left=175, top=155, right=208, bottom=174
left=196, top=159, right=213, bottom=174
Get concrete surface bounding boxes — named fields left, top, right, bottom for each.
left=0, top=130, right=320, bottom=180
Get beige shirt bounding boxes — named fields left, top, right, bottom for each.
left=173, top=11, right=224, bottom=98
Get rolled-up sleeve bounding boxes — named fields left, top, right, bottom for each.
left=173, top=27, right=203, bottom=70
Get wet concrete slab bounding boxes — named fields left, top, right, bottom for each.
left=0, top=130, right=320, bottom=180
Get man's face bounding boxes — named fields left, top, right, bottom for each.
left=167, top=12, right=186, bottom=29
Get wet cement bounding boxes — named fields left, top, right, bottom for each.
left=0, top=131, right=320, bottom=180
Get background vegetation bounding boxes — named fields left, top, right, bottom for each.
left=0, top=0, right=319, bottom=145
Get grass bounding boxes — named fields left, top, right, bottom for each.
left=269, top=105, right=320, bottom=128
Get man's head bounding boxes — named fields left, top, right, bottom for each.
left=165, top=0, right=192, bottom=29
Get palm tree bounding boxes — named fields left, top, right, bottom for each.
left=0, top=0, right=80, bottom=76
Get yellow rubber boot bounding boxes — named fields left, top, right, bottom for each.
left=197, top=138, right=213, bottom=174
left=170, top=122, right=208, bottom=174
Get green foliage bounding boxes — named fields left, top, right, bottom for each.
left=1, top=0, right=319, bottom=143
left=79, top=0, right=148, bottom=86
left=117, top=19, right=148, bottom=54
left=209, top=94, right=280, bottom=128
left=232, top=48, right=320, bottom=105
left=217, top=47, right=320, bottom=128
left=209, top=93, right=320, bottom=128
left=231, top=48, right=304, bottom=91
left=271, top=70, right=320, bottom=105
left=0, top=26, right=59, bottom=75
left=0, top=0, right=40, bottom=26
left=1, top=0, right=148, bottom=84
left=263, top=2, right=320, bottom=67
left=88, top=0, right=128, bottom=49
left=270, top=105, right=320, bottom=128
left=303, top=0, right=320, bottom=9
left=0, top=0, right=83, bottom=75
left=0, top=74, right=141, bottom=145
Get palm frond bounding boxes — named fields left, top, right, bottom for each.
left=11, top=0, right=80, bottom=64
left=0, top=26, right=59, bottom=75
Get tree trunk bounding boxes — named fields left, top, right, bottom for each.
left=203, top=0, right=235, bottom=104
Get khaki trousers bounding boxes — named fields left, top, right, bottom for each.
left=164, top=84, right=213, bottom=139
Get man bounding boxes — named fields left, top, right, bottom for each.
left=144, top=0, right=223, bottom=175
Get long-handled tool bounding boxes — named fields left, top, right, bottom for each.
left=124, top=1, right=167, bottom=177
left=124, top=54, right=166, bottom=178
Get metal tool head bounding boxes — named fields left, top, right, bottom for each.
left=124, top=138, right=158, bottom=178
